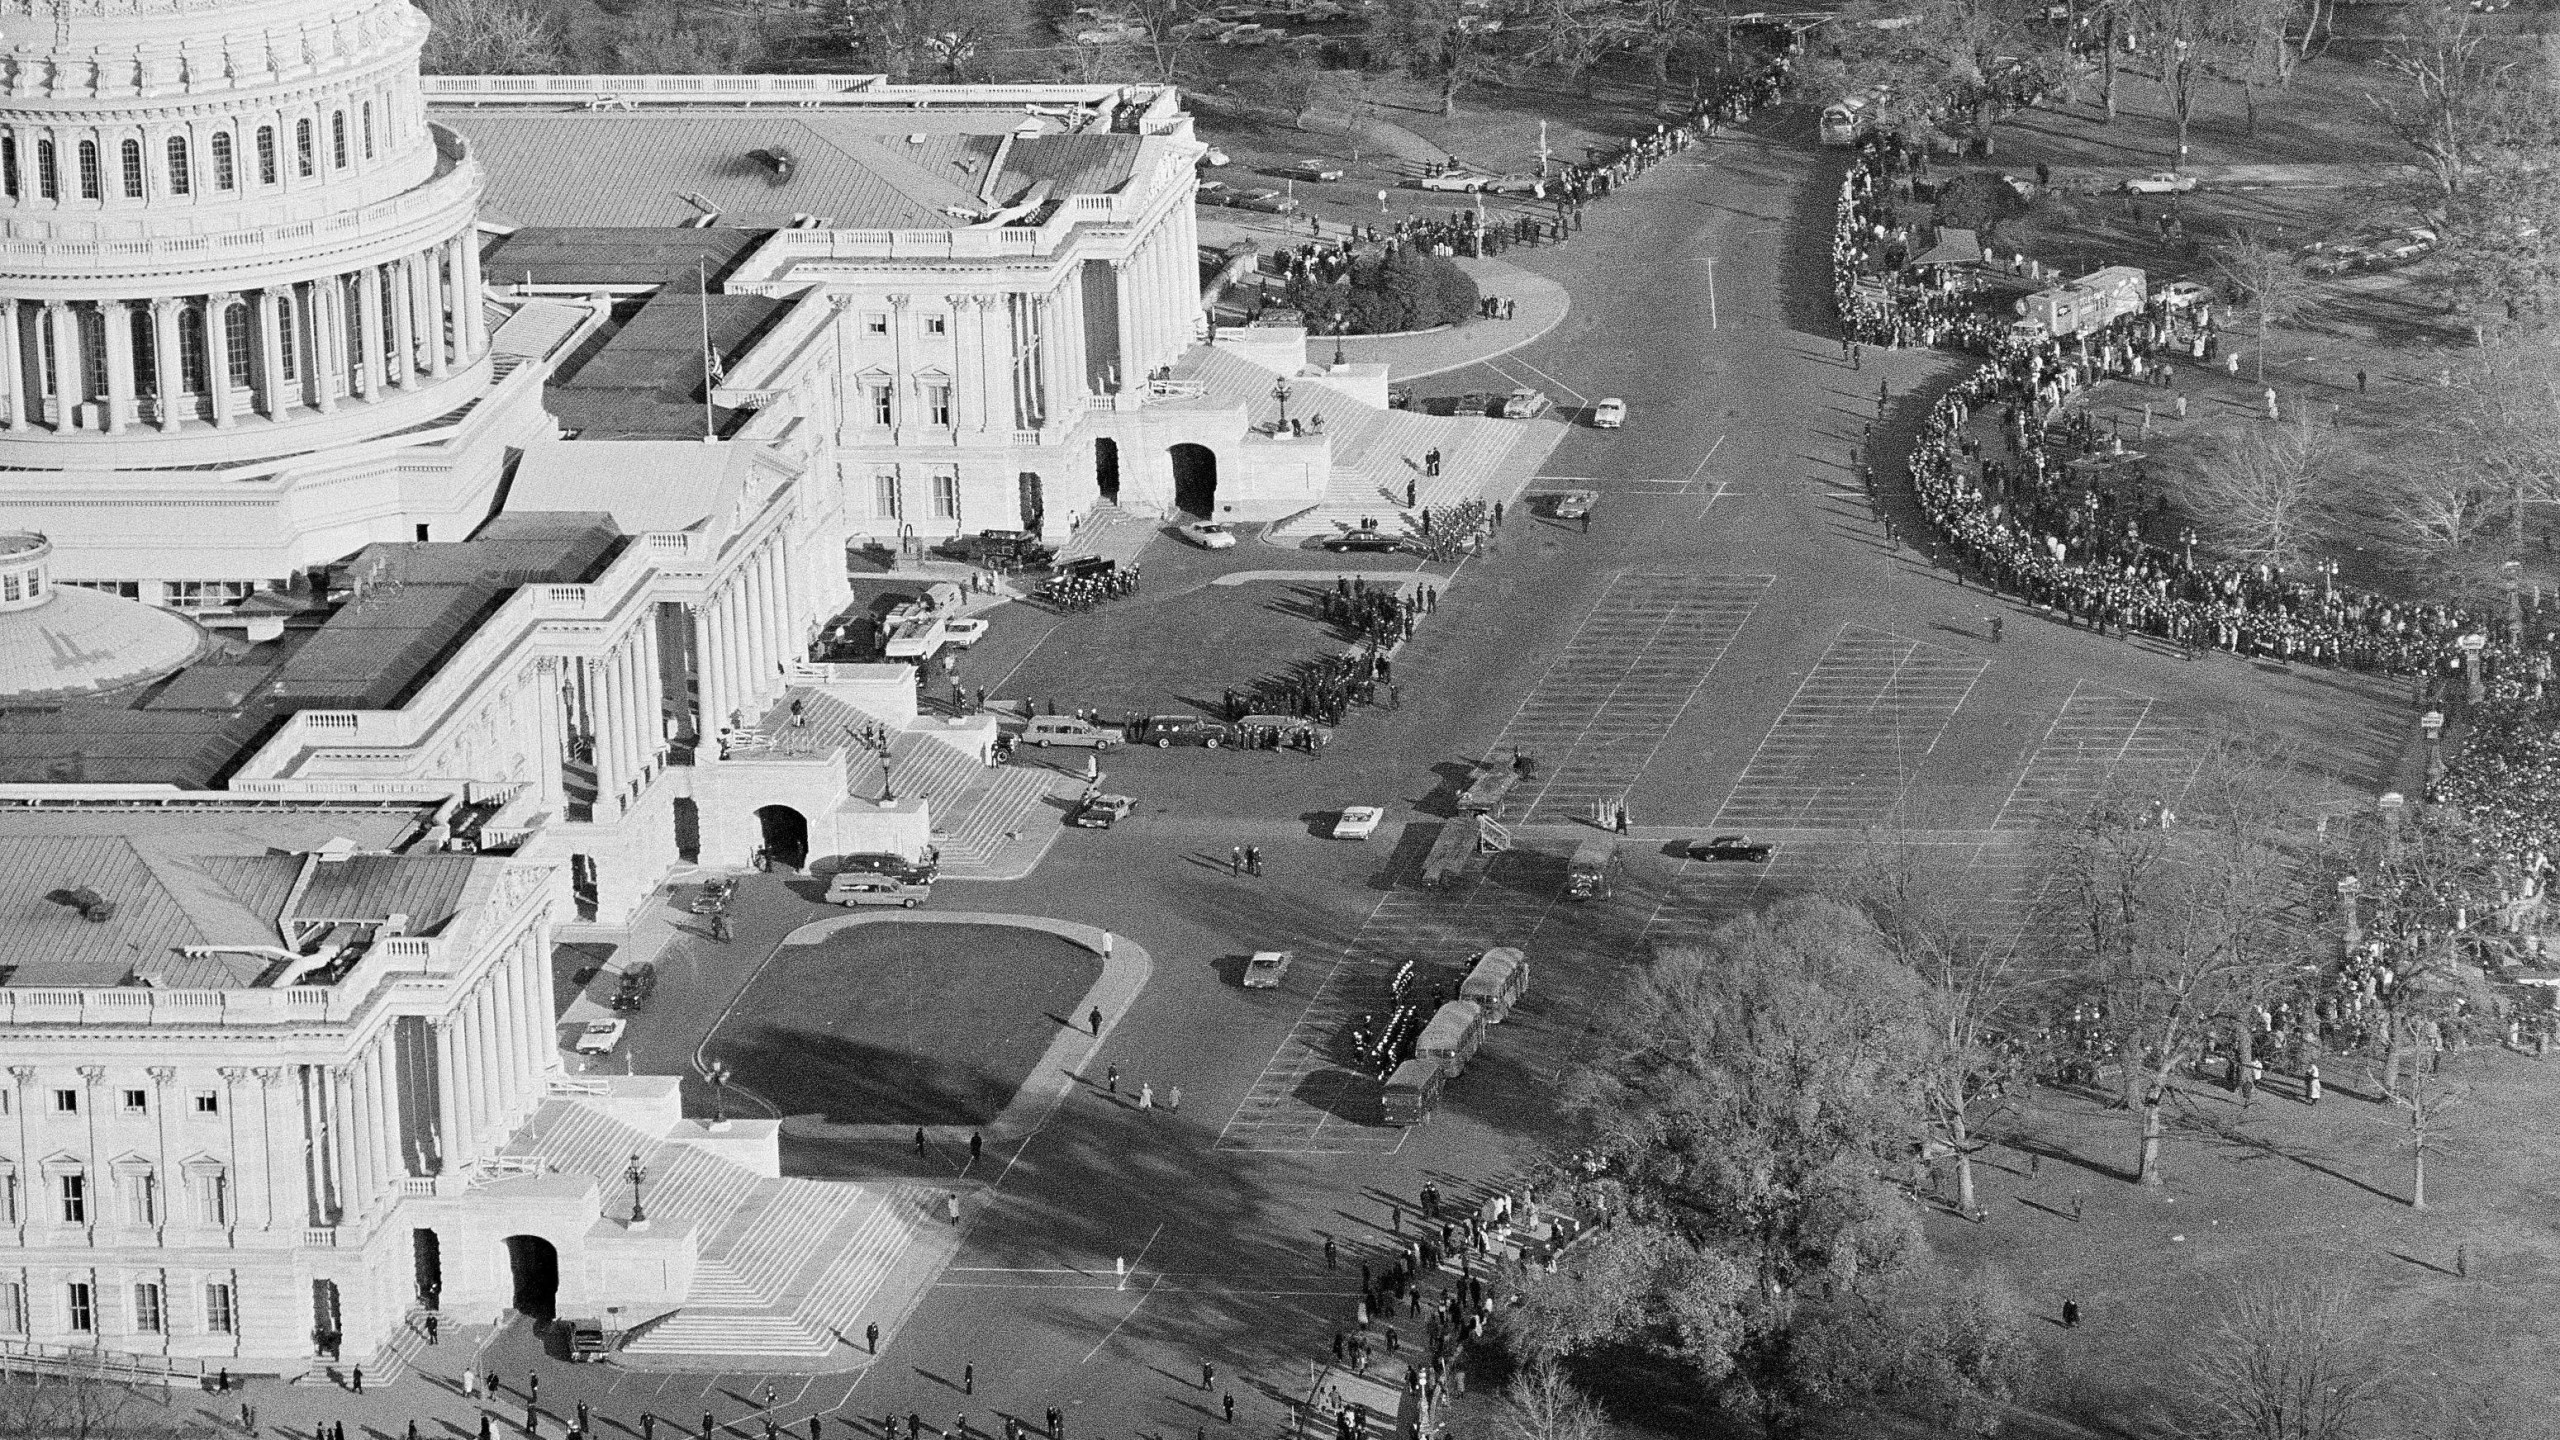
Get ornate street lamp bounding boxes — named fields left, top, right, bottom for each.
left=625, top=1152, right=649, bottom=1229
left=707, top=1060, right=734, bottom=1125
left=1272, top=377, right=1294, bottom=434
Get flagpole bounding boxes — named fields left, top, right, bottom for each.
left=699, top=258, right=714, bottom=441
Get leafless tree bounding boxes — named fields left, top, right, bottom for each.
left=2366, top=3, right=2552, bottom=211
left=2173, top=413, right=2334, bottom=571
left=2180, top=1274, right=2395, bottom=1440
left=1522, top=0, right=1632, bottom=98
left=1502, top=1359, right=1608, bottom=1440
left=417, top=0, right=563, bottom=73
left=2397, top=1055, right=2470, bottom=1209
left=2211, top=230, right=2319, bottom=383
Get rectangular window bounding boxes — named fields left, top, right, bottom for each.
left=204, top=1283, right=235, bottom=1335
left=120, top=1088, right=147, bottom=1115
left=59, top=1174, right=85, bottom=1225
left=295, top=119, right=313, bottom=178
left=52, top=1089, right=77, bottom=1114
left=872, top=472, right=901, bottom=520
left=362, top=102, right=375, bottom=159
left=62, top=580, right=140, bottom=599
left=191, top=1089, right=219, bottom=1115
left=932, top=470, right=960, bottom=521
left=863, top=313, right=888, bottom=336
left=331, top=112, right=348, bottom=169
left=924, top=314, right=947, bottom=336
left=2, top=136, right=17, bottom=198
left=2, top=575, right=17, bottom=604
left=194, top=1172, right=228, bottom=1225
left=868, top=384, right=892, bottom=426
left=65, top=1283, right=92, bottom=1333
left=131, top=1283, right=163, bottom=1334
left=0, top=1282, right=24, bottom=1335
left=163, top=581, right=256, bottom=610
left=927, top=384, right=952, bottom=427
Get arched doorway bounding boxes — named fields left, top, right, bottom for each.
left=503, top=1235, right=559, bottom=1319
left=412, top=1228, right=444, bottom=1311
left=1094, top=438, right=1121, bottom=505
left=755, top=805, right=809, bottom=870
left=1170, top=444, right=1217, bottom=517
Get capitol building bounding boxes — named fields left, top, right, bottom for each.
left=0, top=0, right=1546, bottom=1372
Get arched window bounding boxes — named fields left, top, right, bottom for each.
left=294, top=118, right=313, bottom=178
left=77, top=307, right=105, bottom=398
left=209, top=133, right=234, bottom=190
left=330, top=112, right=346, bottom=169
left=178, top=304, right=208, bottom=393
left=1, top=135, right=17, bottom=198
left=75, top=139, right=98, bottom=199
left=130, top=306, right=157, bottom=396
left=224, top=301, right=252, bottom=387
left=274, top=292, right=297, bottom=383
left=361, top=102, right=375, bottom=159
left=36, top=138, right=58, bottom=199
left=255, top=126, right=276, bottom=185
left=341, top=276, right=363, bottom=373
left=119, top=139, right=142, bottom=198
left=165, top=136, right=190, bottom=195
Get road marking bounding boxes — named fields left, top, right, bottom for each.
left=1080, top=1268, right=1166, bottom=1363
left=1711, top=625, right=1989, bottom=830
left=1486, top=352, right=1589, bottom=407
left=1685, top=434, right=1727, bottom=487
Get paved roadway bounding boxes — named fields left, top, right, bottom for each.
left=292, top=107, right=2413, bottom=1440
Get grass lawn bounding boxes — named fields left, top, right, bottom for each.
left=706, top=921, right=1101, bottom=1126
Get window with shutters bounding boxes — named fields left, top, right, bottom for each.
left=120, top=139, right=143, bottom=197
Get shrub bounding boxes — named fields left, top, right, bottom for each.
left=1285, top=249, right=1481, bottom=334
left=1931, top=171, right=2027, bottom=233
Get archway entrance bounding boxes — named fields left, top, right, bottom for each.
left=1094, top=438, right=1120, bottom=505
left=1170, top=444, right=1217, bottom=517
left=412, top=1228, right=444, bottom=1311
left=1018, top=471, right=1045, bottom=534
left=502, top=1235, right=559, bottom=1319
left=755, top=805, right=809, bottom=870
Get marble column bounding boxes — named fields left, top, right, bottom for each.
left=491, top=950, right=526, bottom=1124
left=456, top=232, right=485, bottom=360
left=314, top=277, right=344, bottom=414
left=690, top=605, right=720, bottom=743
left=514, top=936, right=550, bottom=1090
left=0, top=300, right=25, bottom=430
left=470, top=982, right=503, bottom=1146
left=43, top=302, right=77, bottom=428
left=386, top=259, right=416, bottom=389
left=360, top=1039, right=394, bottom=1202
left=418, top=248, right=449, bottom=377
left=339, top=1063, right=373, bottom=1221
left=354, top=265, right=385, bottom=398
left=256, top=290, right=289, bottom=418
left=254, top=1068, right=287, bottom=1228
left=150, top=298, right=182, bottom=429
left=101, top=299, right=134, bottom=434
left=206, top=294, right=237, bottom=428
left=636, top=615, right=665, bottom=767
left=948, top=294, right=981, bottom=432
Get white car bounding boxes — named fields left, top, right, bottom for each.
left=1199, top=147, right=1231, bottom=167
left=2154, top=280, right=2210, bottom=309
left=1243, top=950, right=1294, bottom=988
left=1181, top=521, right=1238, bottom=550
left=943, top=617, right=990, bottom=647
left=2121, top=170, right=2197, bottom=194
left=1333, top=805, right=1385, bottom=840
left=1592, top=398, right=1626, bottom=428
left=1414, top=171, right=1490, bottom=192
left=574, top=1018, right=627, bottom=1056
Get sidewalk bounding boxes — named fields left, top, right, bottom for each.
left=1323, top=258, right=1570, bottom=383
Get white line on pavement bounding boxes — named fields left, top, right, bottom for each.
left=1080, top=1269, right=1166, bottom=1364
left=1685, top=435, right=1727, bottom=487
left=1493, top=352, right=1588, bottom=406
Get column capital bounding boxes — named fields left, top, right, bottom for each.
left=253, top=1066, right=285, bottom=1086
left=149, top=296, right=183, bottom=318
left=210, top=291, right=241, bottom=308
left=77, top=1065, right=105, bottom=1085
left=7, top=1066, right=35, bottom=1085
left=944, top=294, right=973, bottom=310
left=887, top=293, right=912, bottom=309
left=147, top=1066, right=177, bottom=1085
left=218, top=1067, right=252, bottom=1083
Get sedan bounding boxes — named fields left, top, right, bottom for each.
left=2154, top=280, right=2210, bottom=309
left=1319, top=531, right=1415, bottom=554
left=943, top=617, right=990, bottom=647
left=1481, top=174, right=1544, bottom=195
left=1071, top=794, right=1138, bottom=829
left=1181, top=521, right=1238, bottom=549
left=1243, top=950, right=1295, bottom=988
left=1333, top=805, right=1386, bottom=840
left=1689, top=834, right=1775, bottom=862
left=573, top=1018, right=628, bottom=1056
left=1592, top=398, right=1627, bottom=428
left=2121, top=170, right=2197, bottom=194
left=1547, top=490, right=1598, bottom=521
left=1230, top=189, right=1299, bottom=214
left=1414, top=171, right=1489, bottom=192
left=1287, top=159, right=1346, bottom=182
left=1196, top=179, right=1233, bottom=201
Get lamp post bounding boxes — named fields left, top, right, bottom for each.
left=625, top=1152, right=649, bottom=1230
left=2180, top=526, right=2196, bottom=570
left=707, top=1060, right=734, bottom=1127
left=2420, top=708, right=2445, bottom=792
left=2504, top=558, right=2524, bottom=648
left=1272, top=377, right=1294, bottom=434
left=2458, top=630, right=2488, bottom=704
left=2337, top=875, right=2362, bottom=948
left=1331, top=311, right=1347, bottom=368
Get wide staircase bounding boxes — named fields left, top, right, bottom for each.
left=506, top=1095, right=935, bottom=1361
left=780, top=686, right=1067, bottom=874
left=1053, top=505, right=1159, bottom=567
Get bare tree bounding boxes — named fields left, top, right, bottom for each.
left=2174, top=413, right=2334, bottom=570
left=1502, top=1358, right=1609, bottom=1440
left=416, top=0, right=563, bottom=73
left=2366, top=3, right=2553, bottom=211
left=2211, top=231, right=2319, bottom=384
left=1522, top=0, right=1632, bottom=98
left=2182, top=1275, right=2395, bottom=1440
left=2398, top=1055, right=2470, bottom=1209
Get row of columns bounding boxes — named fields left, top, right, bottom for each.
left=586, top=617, right=666, bottom=817
left=0, top=227, right=483, bottom=433
left=428, top=931, right=550, bottom=1179
left=693, top=538, right=795, bottom=739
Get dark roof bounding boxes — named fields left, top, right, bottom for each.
left=548, top=283, right=793, bottom=441
left=299, top=854, right=477, bottom=933
left=481, top=227, right=773, bottom=290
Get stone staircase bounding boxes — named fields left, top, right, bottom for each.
left=1054, top=505, right=1159, bottom=565
left=505, top=1097, right=933, bottom=1361
left=1268, top=410, right=1567, bottom=542
left=933, top=763, right=1069, bottom=872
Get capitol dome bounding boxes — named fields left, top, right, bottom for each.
left=0, top=533, right=204, bottom=697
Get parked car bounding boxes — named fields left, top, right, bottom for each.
left=1229, top=188, right=1298, bottom=214
left=1455, top=391, right=1500, bottom=416
left=1243, top=950, right=1294, bottom=988
left=1198, top=146, right=1231, bottom=166
left=573, top=1019, right=627, bottom=1056
left=824, top=873, right=933, bottom=907
left=942, top=617, right=990, bottom=648
left=933, top=528, right=1052, bottom=570
left=1482, top=174, right=1544, bottom=195
left=1689, top=834, right=1775, bottom=862
left=609, top=963, right=657, bottom=1013
left=2374, top=226, right=2439, bottom=262
left=2120, top=170, right=2197, bottom=194
left=1196, top=179, right=1234, bottom=201
left=2153, top=280, right=2211, bottom=309
left=1592, top=398, right=1627, bottom=428
left=1414, top=171, right=1490, bottom=192
left=1285, top=159, right=1346, bottom=181
left=1180, top=521, right=1238, bottom=549
left=1501, top=387, right=1551, bottom=419
left=1071, top=793, right=1138, bottom=828
left=1023, top=715, right=1120, bottom=748
left=1319, top=530, right=1416, bottom=554
left=1548, top=490, right=1598, bottom=521
left=1143, top=714, right=1231, bottom=748
left=1333, top=805, right=1386, bottom=840
left=836, top=851, right=938, bottom=883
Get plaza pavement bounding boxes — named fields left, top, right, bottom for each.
left=196, top=103, right=2417, bottom=1440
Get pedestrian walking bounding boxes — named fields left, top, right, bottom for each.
left=352, top=1365, right=365, bottom=1394
left=1223, top=1395, right=1236, bottom=1425
left=1106, top=1064, right=1120, bottom=1095
left=1048, top=1408, right=1063, bottom=1440
left=2062, top=1299, right=2081, bottom=1329
left=711, top=911, right=732, bottom=943
left=969, top=1132, right=983, bottom=1163
left=1390, top=1200, right=1401, bottom=1234
left=964, top=1364, right=975, bottom=1395
left=427, top=1314, right=439, bottom=1345
left=1324, top=1234, right=1338, bottom=1269
left=1230, top=846, right=1242, bottom=877
left=1167, top=1085, right=1182, bottom=1111
left=239, top=1402, right=256, bottom=1435
left=1990, top=615, right=2003, bottom=643
left=1139, top=1082, right=1154, bottom=1110
left=1613, top=803, right=1630, bottom=836
left=2071, top=1195, right=2084, bottom=1221
left=945, top=1191, right=962, bottom=1223
left=2356, top=369, right=2368, bottom=393
left=1246, top=845, right=1263, bottom=876
left=915, top=1127, right=928, bottom=1154
left=1579, top=510, right=1590, bottom=534
left=531, top=1375, right=541, bottom=1406
left=2263, top=386, right=2280, bottom=420
left=465, top=1368, right=479, bottom=1399
left=1406, top=477, right=1418, bottom=507
left=1089, top=1006, right=1104, bottom=1036
left=866, top=1322, right=880, bottom=1353
left=1202, top=1360, right=1217, bottom=1391
left=644, top=1417, right=656, bottom=1440
left=579, top=1403, right=591, bottom=1433
left=2305, top=1063, right=2322, bottom=1105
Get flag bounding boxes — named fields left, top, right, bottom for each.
left=706, top=347, right=726, bottom=384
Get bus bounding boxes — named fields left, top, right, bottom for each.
left=1819, top=92, right=1876, bottom=146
